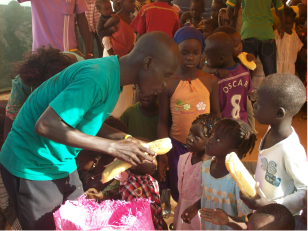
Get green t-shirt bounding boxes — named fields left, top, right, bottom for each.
left=0, top=56, right=121, bottom=181
left=120, top=102, right=158, bottom=142
left=226, top=0, right=284, bottom=40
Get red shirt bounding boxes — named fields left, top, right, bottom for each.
left=130, top=2, right=180, bottom=38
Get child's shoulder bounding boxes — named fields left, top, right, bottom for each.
left=198, top=70, right=219, bottom=89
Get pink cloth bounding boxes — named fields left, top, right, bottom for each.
left=18, top=0, right=88, bottom=51
left=85, top=0, right=101, bottom=32
left=173, top=152, right=202, bottom=230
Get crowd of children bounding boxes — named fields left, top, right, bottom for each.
left=0, top=0, right=307, bottom=230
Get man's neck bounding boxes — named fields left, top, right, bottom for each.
left=118, top=56, right=139, bottom=86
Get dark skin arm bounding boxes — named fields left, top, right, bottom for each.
left=277, top=9, right=285, bottom=39
left=227, top=6, right=235, bottom=24
left=35, top=106, right=155, bottom=166
left=157, top=80, right=172, bottom=182
left=200, top=208, right=248, bottom=230
left=76, top=12, right=92, bottom=59
left=208, top=76, right=222, bottom=118
left=229, top=1, right=241, bottom=28
left=181, top=199, right=201, bottom=224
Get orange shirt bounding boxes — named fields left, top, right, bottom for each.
left=170, top=78, right=210, bottom=144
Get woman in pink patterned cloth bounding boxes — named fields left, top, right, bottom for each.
left=173, top=113, right=220, bottom=230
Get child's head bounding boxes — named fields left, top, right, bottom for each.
left=254, top=73, right=306, bottom=125
left=205, top=118, right=256, bottom=159
left=213, top=26, right=242, bottom=57
left=284, top=7, right=297, bottom=34
left=174, top=26, right=206, bottom=69
left=211, top=0, right=226, bottom=21
left=247, top=204, right=295, bottom=230
left=186, top=113, right=220, bottom=153
left=13, top=45, right=76, bottom=89
left=138, top=90, right=158, bottom=109
left=298, top=3, right=307, bottom=25
left=119, top=0, right=136, bottom=13
left=130, top=31, right=181, bottom=97
left=202, top=18, right=219, bottom=40
left=104, top=116, right=128, bottom=133
left=96, top=0, right=113, bottom=16
left=77, top=117, right=127, bottom=173
left=204, top=32, right=234, bottom=68
left=190, top=0, right=205, bottom=19
left=130, top=156, right=157, bottom=176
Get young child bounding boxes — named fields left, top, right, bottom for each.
left=120, top=90, right=159, bottom=142
left=181, top=118, right=256, bottom=230
left=203, top=32, right=253, bottom=124
left=200, top=18, right=219, bottom=70
left=77, top=117, right=127, bottom=192
left=275, top=7, right=304, bottom=74
left=218, top=8, right=230, bottom=26
left=211, top=0, right=226, bottom=22
left=119, top=157, right=167, bottom=230
left=180, top=0, right=206, bottom=31
left=102, top=0, right=136, bottom=57
left=158, top=26, right=221, bottom=202
left=240, top=73, right=307, bottom=215
left=200, top=203, right=296, bottom=230
left=130, top=0, right=180, bottom=38
left=96, top=0, right=115, bottom=43
left=173, top=113, right=220, bottom=230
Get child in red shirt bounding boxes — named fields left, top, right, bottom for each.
left=131, top=0, right=180, bottom=37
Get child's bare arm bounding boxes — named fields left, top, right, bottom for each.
left=209, top=77, right=222, bottom=118
left=103, top=15, right=120, bottom=33
left=97, top=18, right=117, bottom=38
left=200, top=208, right=248, bottom=230
left=202, top=64, right=230, bottom=79
left=157, top=83, right=171, bottom=182
left=181, top=199, right=201, bottom=224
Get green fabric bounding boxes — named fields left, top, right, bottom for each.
left=0, top=56, right=121, bottom=181
left=226, top=0, right=284, bottom=40
left=120, top=102, right=158, bottom=142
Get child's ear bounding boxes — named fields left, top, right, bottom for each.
left=143, top=56, right=153, bottom=69
left=276, top=107, right=286, bottom=118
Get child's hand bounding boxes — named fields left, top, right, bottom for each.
left=111, top=26, right=117, bottom=33
left=240, top=182, right=272, bottom=210
left=218, top=69, right=230, bottom=79
left=246, top=53, right=256, bottom=63
left=181, top=204, right=199, bottom=224
left=85, top=188, right=104, bottom=200
left=200, top=208, right=229, bottom=225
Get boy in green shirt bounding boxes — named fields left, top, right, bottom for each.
left=226, top=0, right=285, bottom=76
left=121, top=90, right=159, bottom=142
left=0, top=31, right=181, bottom=230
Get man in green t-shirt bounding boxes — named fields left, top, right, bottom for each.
left=0, top=31, right=181, bottom=230
left=226, top=0, right=285, bottom=76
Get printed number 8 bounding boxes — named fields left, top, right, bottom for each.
left=231, top=94, right=241, bottom=119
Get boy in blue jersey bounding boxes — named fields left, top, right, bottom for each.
left=0, top=31, right=181, bottom=230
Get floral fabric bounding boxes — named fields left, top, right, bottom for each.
left=201, top=160, right=252, bottom=230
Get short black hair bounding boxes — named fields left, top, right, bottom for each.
left=192, top=113, right=221, bottom=137
left=212, top=0, right=227, bottom=8
left=95, top=0, right=110, bottom=11
left=259, top=73, right=306, bottom=116
left=213, top=118, right=256, bottom=159
left=252, top=204, right=295, bottom=230
left=104, top=116, right=128, bottom=133
left=284, top=6, right=297, bottom=20
left=203, top=18, right=219, bottom=32
left=213, top=26, right=237, bottom=35
left=190, top=0, right=205, bottom=10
